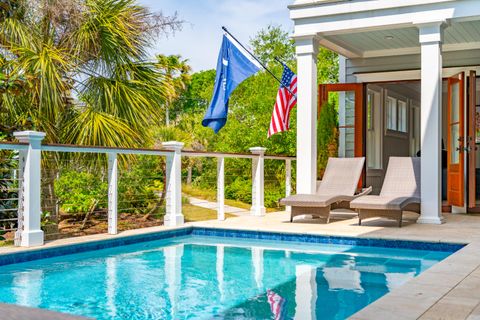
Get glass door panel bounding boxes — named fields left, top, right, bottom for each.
left=447, top=72, right=465, bottom=207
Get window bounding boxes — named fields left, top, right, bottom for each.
left=386, top=95, right=408, bottom=134
left=386, top=97, right=397, bottom=131
left=398, top=100, right=407, bottom=132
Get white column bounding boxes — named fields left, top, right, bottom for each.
left=416, top=22, right=445, bottom=224
left=162, top=142, right=185, bottom=227
left=217, top=157, right=225, bottom=220
left=285, top=159, right=292, bottom=213
left=107, top=153, right=118, bottom=235
left=13, top=131, right=45, bottom=247
left=295, top=36, right=319, bottom=194
left=250, top=147, right=266, bottom=217
left=294, top=265, right=317, bottom=320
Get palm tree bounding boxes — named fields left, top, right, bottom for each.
left=0, top=0, right=181, bottom=146
left=155, top=54, right=191, bottom=125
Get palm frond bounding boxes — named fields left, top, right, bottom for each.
left=62, top=106, right=142, bottom=147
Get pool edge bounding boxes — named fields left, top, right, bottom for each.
left=0, top=226, right=466, bottom=267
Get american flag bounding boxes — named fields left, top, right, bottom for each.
left=268, top=65, right=297, bottom=137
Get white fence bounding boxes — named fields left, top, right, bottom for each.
left=0, top=131, right=295, bottom=247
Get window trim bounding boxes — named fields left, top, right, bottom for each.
left=384, top=90, right=409, bottom=138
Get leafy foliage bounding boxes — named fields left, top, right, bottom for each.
left=55, top=170, right=107, bottom=213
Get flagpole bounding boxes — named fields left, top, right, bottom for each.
left=221, top=26, right=297, bottom=98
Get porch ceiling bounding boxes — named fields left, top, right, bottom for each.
left=290, top=0, right=480, bottom=59
left=321, top=20, right=480, bottom=58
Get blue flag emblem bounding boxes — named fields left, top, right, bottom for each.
left=202, top=34, right=261, bottom=133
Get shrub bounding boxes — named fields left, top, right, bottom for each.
left=225, top=177, right=252, bottom=204
left=55, top=170, right=107, bottom=214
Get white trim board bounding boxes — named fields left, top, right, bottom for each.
left=354, top=66, right=480, bottom=82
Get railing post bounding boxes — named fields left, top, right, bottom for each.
left=162, top=141, right=184, bottom=227
left=107, top=152, right=118, bottom=235
left=285, top=159, right=292, bottom=213
left=217, top=156, right=225, bottom=221
left=14, top=152, right=25, bottom=246
left=13, top=131, right=45, bottom=247
left=250, top=147, right=266, bottom=217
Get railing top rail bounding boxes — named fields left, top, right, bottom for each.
left=0, top=141, right=296, bottom=160
left=0, top=142, right=28, bottom=151
left=181, top=150, right=296, bottom=160
left=41, top=143, right=173, bottom=156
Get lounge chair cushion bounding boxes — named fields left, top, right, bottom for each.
left=280, top=194, right=348, bottom=207
left=350, top=195, right=420, bottom=211
left=280, top=157, right=365, bottom=207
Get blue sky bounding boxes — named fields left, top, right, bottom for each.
left=140, top=0, right=293, bottom=72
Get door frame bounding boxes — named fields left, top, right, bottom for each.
left=467, top=71, right=477, bottom=208
left=318, top=83, right=366, bottom=186
left=446, top=72, right=465, bottom=207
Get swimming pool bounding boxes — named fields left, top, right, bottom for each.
left=0, top=228, right=462, bottom=319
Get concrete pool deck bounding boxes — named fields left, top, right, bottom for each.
left=1, top=210, right=480, bottom=319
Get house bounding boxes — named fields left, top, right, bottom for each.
left=289, top=0, right=480, bottom=224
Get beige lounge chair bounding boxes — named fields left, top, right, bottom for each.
left=350, top=157, right=420, bottom=227
left=280, top=157, right=371, bottom=223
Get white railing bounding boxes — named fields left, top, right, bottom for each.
left=0, top=131, right=295, bottom=247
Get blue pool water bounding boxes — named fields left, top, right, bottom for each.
left=0, top=233, right=454, bottom=319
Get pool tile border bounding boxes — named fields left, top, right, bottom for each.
left=0, top=226, right=465, bottom=267
left=191, top=227, right=465, bottom=252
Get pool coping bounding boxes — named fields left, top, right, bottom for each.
left=0, top=226, right=465, bottom=267
left=0, top=222, right=477, bottom=319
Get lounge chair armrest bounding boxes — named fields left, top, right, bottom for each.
left=357, top=186, right=373, bottom=197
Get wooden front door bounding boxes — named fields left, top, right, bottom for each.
left=447, top=72, right=465, bottom=207
left=468, top=71, right=477, bottom=208
left=318, top=83, right=365, bottom=186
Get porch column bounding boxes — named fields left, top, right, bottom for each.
left=295, top=36, right=319, bottom=194
left=417, top=22, right=445, bottom=224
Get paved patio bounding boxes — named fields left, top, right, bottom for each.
left=2, top=210, right=480, bottom=319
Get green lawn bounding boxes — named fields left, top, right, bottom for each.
left=182, top=184, right=282, bottom=213
left=183, top=203, right=235, bottom=222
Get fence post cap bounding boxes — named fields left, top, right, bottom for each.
left=13, top=131, right=46, bottom=143
left=162, top=141, right=184, bottom=151
left=249, top=147, right=267, bottom=155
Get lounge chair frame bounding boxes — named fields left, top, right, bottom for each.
left=280, top=157, right=370, bottom=224
left=352, top=157, right=421, bottom=228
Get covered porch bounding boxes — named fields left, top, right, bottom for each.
left=290, top=0, right=480, bottom=224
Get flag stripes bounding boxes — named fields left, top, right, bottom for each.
left=268, top=65, right=297, bottom=137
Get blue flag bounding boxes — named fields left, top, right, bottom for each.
left=202, top=34, right=261, bottom=133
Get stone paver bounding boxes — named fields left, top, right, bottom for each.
left=0, top=303, right=90, bottom=320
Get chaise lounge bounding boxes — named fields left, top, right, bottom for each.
left=280, top=157, right=371, bottom=223
left=350, top=157, right=421, bottom=227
